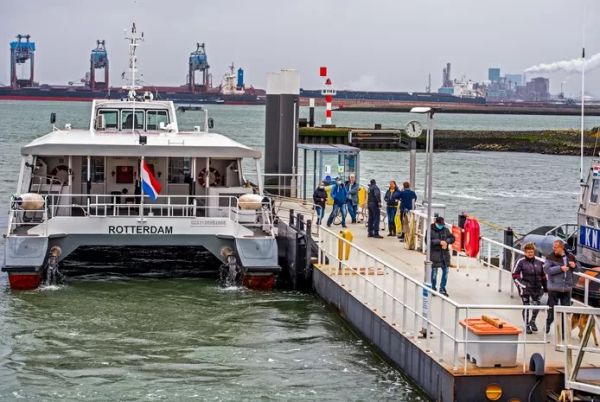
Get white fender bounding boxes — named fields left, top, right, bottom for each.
left=238, top=194, right=264, bottom=210
left=15, top=193, right=45, bottom=210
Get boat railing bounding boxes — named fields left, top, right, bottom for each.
left=411, top=209, right=600, bottom=307
left=544, top=223, right=578, bottom=240
left=261, top=173, right=305, bottom=199
left=6, top=194, right=49, bottom=237
left=7, top=193, right=275, bottom=236
left=554, top=305, right=600, bottom=396
left=317, top=226, right=549, bottom=374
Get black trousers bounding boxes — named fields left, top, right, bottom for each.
left=520, top=291, right=542, bottom=324
left=546, top=290, right=572, bottom=326
left=368, top=204, right=380, bottom=236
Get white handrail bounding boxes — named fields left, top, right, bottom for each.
left=317, top=226, right=549, bottom=373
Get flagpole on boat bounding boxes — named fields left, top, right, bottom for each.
left=580, top=4, right=587, bottom=204
left=139, top=155, right=145, bottom=222
left=580, top=45, right=585, bottom=203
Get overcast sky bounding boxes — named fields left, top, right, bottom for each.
left=1, top=0, right=598, bottom=96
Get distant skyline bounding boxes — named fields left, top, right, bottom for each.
left=1, top=0, right=598, bottom=97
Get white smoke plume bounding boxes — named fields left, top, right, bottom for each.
left=524, top=52, right=600, bottom=74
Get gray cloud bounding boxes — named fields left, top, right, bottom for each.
left=1, top=0, right=598, bottom=97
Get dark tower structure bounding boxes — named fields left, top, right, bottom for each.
left=10, top=34, right=35, bottom=89
left=90, top=40, right=109, bottom=91
left=188, top=42, right=210, bottom=93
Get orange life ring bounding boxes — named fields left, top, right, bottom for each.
left=198, top=167, right=221, bottom=186
left=463, top=217, right=480, bottom=257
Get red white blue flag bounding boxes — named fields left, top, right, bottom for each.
left=141, top=161, right=161, bottom=201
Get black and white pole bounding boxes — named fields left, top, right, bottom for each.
left=308, top=98, right=315, bottom=127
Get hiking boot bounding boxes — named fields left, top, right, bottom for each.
left=529, top=321, right=538, bottom=333
left=526, top=325, right=533, bottom=335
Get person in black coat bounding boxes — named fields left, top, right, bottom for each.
left=428, top=216, right=455, bottom=296
left=512, top=242, right=547, bottom=334
left=367, top=179, right=383, bottom=238
left=312, top=181, right=327, bottom=225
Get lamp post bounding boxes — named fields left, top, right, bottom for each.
left=410, top=106, right=435, bottom=338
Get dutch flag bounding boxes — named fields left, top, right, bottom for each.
left=141, top=161, right=161, bottom=201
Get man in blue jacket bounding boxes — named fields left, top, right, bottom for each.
left=327, top=177, right=348, bottom=228
left=397, top=181, right=417, bottom=241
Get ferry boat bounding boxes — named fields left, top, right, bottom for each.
left=2, top=25, right=279, bottom=290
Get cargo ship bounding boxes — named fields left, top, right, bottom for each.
left=0, top=34, right=265, bottom=104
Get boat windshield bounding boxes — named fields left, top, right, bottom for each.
left=96, top=108, right=170, bottom=132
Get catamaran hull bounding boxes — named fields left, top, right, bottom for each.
left=3, top=218, right=280, bottom=290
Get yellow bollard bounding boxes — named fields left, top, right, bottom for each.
left=337, top=229, right=353, bottom=261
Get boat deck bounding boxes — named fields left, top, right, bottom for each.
left=279, top=199, right=600, bottom=376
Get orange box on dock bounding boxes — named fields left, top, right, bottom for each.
left=459, top=316, right=522, bottom=368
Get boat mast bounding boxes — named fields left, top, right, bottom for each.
left=580, top=5, right=587, bottom=203
left=124, top=23, right=143, bottom=134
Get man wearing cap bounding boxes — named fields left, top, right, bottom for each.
left=428, top=216, right=455, bottom=296
left=367, top=179, right=383, bottom=238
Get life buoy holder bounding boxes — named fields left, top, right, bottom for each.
left=198, top=167, right=221, bottom=187
left=463, top=217, right=481, bottom=258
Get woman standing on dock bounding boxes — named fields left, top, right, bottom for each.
left=512, top=243, right=547, bottom=334
left=384, top=181, right=401, bottom=236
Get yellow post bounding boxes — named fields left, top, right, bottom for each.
left=337, top=229, right=353, bottom=261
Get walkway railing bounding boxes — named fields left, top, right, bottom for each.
left=8, top=193, right=275, bottom=236
left=317, top=226, right=549, bottom=374
left=555, top=305, right=600, bottom=395
left=411, top=208, right=600, bottom=308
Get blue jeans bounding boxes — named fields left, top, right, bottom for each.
left=327, top=203, right=347, bottom=226
left=346, top=202, right=357, bottom=222
left=386, top=206, right=397, bottom=228
left=431, top=263, right=448, bottom=291
left=315, top=205, right=325, bottom=225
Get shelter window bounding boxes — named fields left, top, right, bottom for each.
left=168, top=157, right=191, bottom=184
left=147, top=110, right=169, bottom=130
left=591, top=179, right=600, bottom=204
left=121, top=110, right=145, bottom=130
left=98, top=110, right=118, bottom=129
left=81, top=157, right=105, bottom=182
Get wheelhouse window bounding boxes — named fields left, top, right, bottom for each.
left=168, top=157, right=191, bottom=184
left=121, top=110, right=144, bottom=130
left=147, top=110, right=169, bottom=130
left=98, top=110, right=118, bottom=129
left=81, top=157, right=105, bottom=182
left=591, top=179, right=600, bottom=203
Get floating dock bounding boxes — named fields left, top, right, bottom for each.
left=277, top=200, right=600, bottom=402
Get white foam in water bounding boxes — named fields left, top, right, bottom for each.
left=37, top=284, right=63, bottom=291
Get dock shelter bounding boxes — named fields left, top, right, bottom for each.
left=298, top=143, right=360, bottom=201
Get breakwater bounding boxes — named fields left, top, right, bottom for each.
left=299, top=126, right=600, bottom=155
left=336, top=102, right=600, bottom=116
